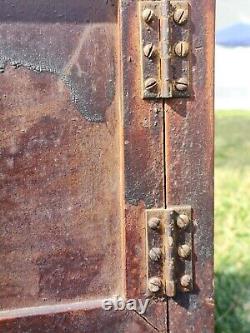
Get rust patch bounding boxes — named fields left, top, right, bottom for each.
left=36, top=250, right=104, bottom=300
left=0, top=22, right=116, bottom=122
left=0, top=309, right=158, bottom=333
left=166, top=0, right=215, bottom=331
left=0, top=64, right=122, bottom=310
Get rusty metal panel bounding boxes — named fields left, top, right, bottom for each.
left=0, top=1, right=133, bottom=331
left=120, top=0, right=168, bottom=331
left=166, top=0, right=215, bottom=331
left=0, top=0, right=214, bottom=332
left=0, top=308, right=159, bottom=333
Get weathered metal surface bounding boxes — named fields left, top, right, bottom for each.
left=165, top=0, right=215, bottom=331
left=0, top=1, right=128, bottom=331
left=0, top=1, right=117, bottom=122
left=0, top=55, right=123, bottom=308
left=146, top=206, right=193, bottom=297
left=146, top=210, right=165, bottom=296
left=0, top=0, right=214, bottom=331
left=139, top=0, right=191, bottom=99
left=167, top=206, right=193, bottom=294
left=120, top=0, right=168, bottom=331
left=0, top=308, right=159, bottom=333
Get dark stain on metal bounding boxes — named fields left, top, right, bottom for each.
left=0, top=0, right=117, bottom=24
left=0, top=9, right=116, bottom=122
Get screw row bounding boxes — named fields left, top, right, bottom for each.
left=142, top=5, right=189, bottom=94
left=147, top=212, right=192, bottom=293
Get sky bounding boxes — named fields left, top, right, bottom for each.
left=216, top=1, right=250, bottom=110
left=216, top=0, right=250, bottom=29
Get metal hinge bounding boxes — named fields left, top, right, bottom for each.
left=139, top=0, right=191, bottom=99
left=146, top=206, right=193, bottom=297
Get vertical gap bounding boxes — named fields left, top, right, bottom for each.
left=166, top=297, right=170, bottom=333
left=159, top=10, right=162, bottom=91
left=163, top=99, right=170, bottom=333
left=162, top=100, right=167, bottom=210
left=160, top=3, right=169, bottom=330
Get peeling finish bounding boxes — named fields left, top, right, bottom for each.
left=0, top=21, right=116, bottom=122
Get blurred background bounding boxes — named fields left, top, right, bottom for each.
left=215, top=1, right=250, bottom=332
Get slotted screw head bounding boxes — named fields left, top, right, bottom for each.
left=173, top=7, right=189, bottom=25
left=148, top=217, right=161, bottom=229
left=175, top=78, right=188, bottom=92
left=145, top=77, right=157, bottom=92
left=174, top=41, right=189, bottom=57
left=180, top=274, right=192, bottom=288
left=149, top=247, right=162, bottom=261
left=144, top=43, right=156, bottom=58
left=176, top=213, right=190, bottom=229
left=178, top=244, right=191, bottom=258
left=148, top=277, right=162, bottom=293
left=142, top=8, right=154, bottom=23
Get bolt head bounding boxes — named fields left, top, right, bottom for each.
left=149, top=247, right=162, bottom=261
left=143, top=43, right=156, bottom=59
left=180, top=274, right=192, bottom=288
left=176, top=214, right=190, bottom=229
left=148, top=217, right=161, bottom=229
left=148, top=277, right=162, bottom=293
left=174, top=41, right=189, bottom=57
left=173, top=7, right=189, bottom=25
left=142, top=8, right=154, bottom=23
left=178, top=244, right=191, bottom=258
left=175, top=78, right=188, bottom=92
left=145, top=77, right=157, bottom=92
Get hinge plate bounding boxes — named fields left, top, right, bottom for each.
left=139, top=0, right=191, bottom=99
left=146, top=206, right=193, bottom=297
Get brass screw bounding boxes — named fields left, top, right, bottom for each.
left=180, top=274, right=192, bottom=288
left=174, top=41, right=189, bottom=57
left=149, top=247, right=162, bottom=261
left=142, top=8, right=154, bottom=23
left=173, top=7, right=189, bottom=25
left=144, top=43, right=156, bottom=59
left=176, top=213, right=190, bottom=229
left=178, top=244, right=191, bottom=258
left=175, top=78, right=188, bottom=92
left=148, top=217, right=161, bottom=229
left=145, top=78, right=157, bottom=92
left=148, top=277, right=162, bottom=293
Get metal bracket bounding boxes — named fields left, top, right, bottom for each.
left=146, top=206, right=193, bottom=297
left=139, top=0, right=191, bottom=99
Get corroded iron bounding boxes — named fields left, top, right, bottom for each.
left=146, top=206, right=193, bottom=297
left=0, top=0, right=214, bottom=332
left=139, top=0, right=191, bottom=99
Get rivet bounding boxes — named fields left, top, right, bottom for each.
left=178, top=244, right=191, bottom=258
left=145, top=77, right=157, bottom=92
left=175, top=78, right=188, bottom=92
left=173, top=7, right=189, bottom=25
left=148, top=217, right=161, bottom=229
left=174, top=41, right=189, bottom=57
left=148, top=277, right=162, bottom=293
left=142, top=8, right=154, bottom=23
left=143, top=43, right=156, bottom=58
left=176, top=213, right=190, bottom=228
left=180, top=274, right=192, bottom=288
left=149, top=247, right=162, bottom=261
